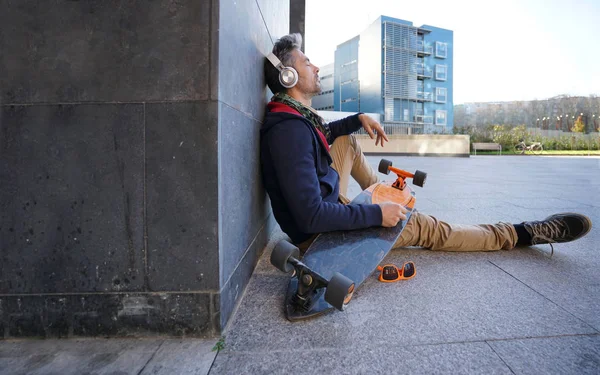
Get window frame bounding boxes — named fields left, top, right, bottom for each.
left=435, top=110, right=447, bottom=126
left=435, top=87, right=447, bottom=103
left=435, top=64, right=447, bottom=81
left=435, top=41, right=447, bottom=58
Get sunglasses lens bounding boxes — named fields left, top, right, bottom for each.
left=382, top=265, right=400, bottom=281
left=403, top=262, right=415, bottom=278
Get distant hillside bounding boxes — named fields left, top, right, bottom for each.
left=454, top=95, right=599, bottom=131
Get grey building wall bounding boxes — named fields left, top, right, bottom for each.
left=334, top=36, right=361, bottom=112
left=312, top=63, right=334, bottom=110
left=0, top=0, right=289, bottom=338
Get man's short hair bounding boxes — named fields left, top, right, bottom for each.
left=264, top=33, right=303, bottom=94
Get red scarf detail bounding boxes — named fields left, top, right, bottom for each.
left=267, top=102, right=330, bottom=152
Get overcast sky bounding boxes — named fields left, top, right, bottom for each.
left=304, top=0, right=600, bottom=104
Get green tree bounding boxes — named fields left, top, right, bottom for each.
left=571, top=116, right=585, bottom=133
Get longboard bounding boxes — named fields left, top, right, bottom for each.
left=271, top=159, right=426, bottom=321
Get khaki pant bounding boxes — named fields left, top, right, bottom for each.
left=324, top=135, right=518, bottom=252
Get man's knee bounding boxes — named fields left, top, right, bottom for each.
left=332, top=134, right=358, bottom=152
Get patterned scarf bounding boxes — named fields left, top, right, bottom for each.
left=272, top=92, right=332, bottom=143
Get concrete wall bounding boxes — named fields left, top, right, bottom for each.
left=356, top=135, right=470, bottom=157
left=0, top=0, right=288, bottom=338
left=215, top=0, right=287, bottom=330
left=334, top=36, right=361, bottom=112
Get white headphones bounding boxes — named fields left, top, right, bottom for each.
left=266, top=53, right=298, bottom=89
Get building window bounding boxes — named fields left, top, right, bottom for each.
left=435, top=65, right=447, bottom=81
left=316, top=89, right=334, bottom=96
left=316, top=105, right=334, bottom=111
left=435, top=110, right=447, bottom=126
left=435, top=42, right=447, bottom=58
left=341, top=60, right=357, bottom=68
left=435, top=87, right=447, bottom=103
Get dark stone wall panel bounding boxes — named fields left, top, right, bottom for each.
left=218, top=0, right=289, bottom=118
left=219, top=214, right=275, bottom=328
left=219, top=103, right=270, bottom=286
left=0, top=104, right=145, bottom=294
left=145, top=102, right=219, bottom=292
left=257, top=0, right=292, bottom=43
left=215, top=0, right=289, bottom=330
left=0, top=293, right=215, bottom=338
left=0, top=0, right=210, bottom=104
left=289, top=0, right=306, bottom=50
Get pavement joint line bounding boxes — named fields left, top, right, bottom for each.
left=483, top=332, right=600, bottom=343
left=216, top=333, right=600, bottom=355
left=207, top=348, right=221, bottom=374
left=136, top=339, right=164, bottom=375
left=484, top=341, right=516, bottom=375
left=487, top=260, right=600, bottom=334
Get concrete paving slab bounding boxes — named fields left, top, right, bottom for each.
left=0, top=338, right=218, bottom=375
left=346, top=250, right=596, bottom=344
left=488, top=334, right=600, bottom=374
left=486, top=248, right=600, bottom=330
left=222, top=155, right=600, bottom=373
left=222, top=253, right=596, bottom=354
left=212, top=341, right=513, bottom=374
left=139, top=339, right=217, bottom=375
left=0, top=339, right=161, bottom=375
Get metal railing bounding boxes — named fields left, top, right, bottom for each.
left=416, top=91, right=432, bottom=101
left=356, top=122, right=428, bottom=135
left=416, top=41, right=433, bottom=55
left=415, top=66, right=432, bottom=78
left=413, top=112, right=433, bottom=124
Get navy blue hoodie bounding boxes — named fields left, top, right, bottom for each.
left=260, top=103, right=382, bottom=244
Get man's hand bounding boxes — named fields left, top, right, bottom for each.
left=358, top=114, right=389, bottom=147
left=379, top=202, right=408, bottom=227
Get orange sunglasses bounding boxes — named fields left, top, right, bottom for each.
left=377, top=262, right=416, bottom=283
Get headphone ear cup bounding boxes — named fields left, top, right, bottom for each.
left=279, top=66, right=298, bottom=89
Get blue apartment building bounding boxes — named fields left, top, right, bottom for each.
left=325, top=16, right=453, bottom=134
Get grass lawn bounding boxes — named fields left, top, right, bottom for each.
left=472, top=150, right=600, bottom=156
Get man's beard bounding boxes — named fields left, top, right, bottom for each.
left=311, top=81, right=322, bottom=95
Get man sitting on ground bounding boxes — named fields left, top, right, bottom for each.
left=260, top=33, right=592, bottom=254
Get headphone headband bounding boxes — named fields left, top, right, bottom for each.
left=266, top=53, right=284, bottom=71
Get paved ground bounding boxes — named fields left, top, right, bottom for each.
left=1, top=155, right=599, bottom=374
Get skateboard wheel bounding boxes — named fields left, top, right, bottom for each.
left=413, top=170, right=427, bottom=187
left=270, top=240, right=299, bottom=273
left=325, top=272, right=355, bottom=311
left=378, top=159, right=392, bottom=175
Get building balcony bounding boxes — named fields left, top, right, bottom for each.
left=416, top=66, right=432, bottom=80
left=415, top=91, right=432, bottom=102
left=413, top=114, right=433, bottom=124
left=416, top=42, right=432, bottom=57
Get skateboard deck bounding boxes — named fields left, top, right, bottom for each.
left=271, top=159, right=426, bottom=321
left=285, top=184, right=414, bottom=320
